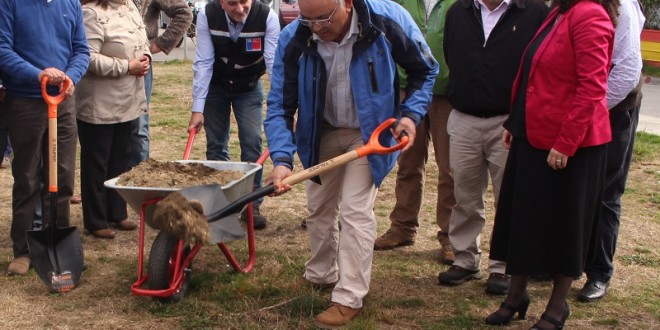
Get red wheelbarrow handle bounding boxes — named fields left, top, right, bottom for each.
left=207, top=117, right=409, bottom=223
left=183, top=127, right=197, bottom=160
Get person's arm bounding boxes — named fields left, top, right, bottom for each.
left=65, top=1, right=90, bottom=85
left=606, top=0, right=643, bottom=109
left=264, top=29, right=298, bottom=170
left=553, top=7, right=614, bottom=156
left=263, top=9, right=281, bottom=76
left=191, top=7, right=214, bottom=114
left=389, top=5, right=439, bottom=125
left=0, top=1, right=42, bottom=84
left=153, top=0, right=193, bottom=54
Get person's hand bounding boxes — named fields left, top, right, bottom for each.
left=150, top=42, right=162, bottom=55
left=128, top=56, right=150, bottom=76
left=187, top=112, right=204, bottom=133
left=547, top=148, right=568, bottom=170
left=502, top=129, right=513, bottom=150
left=393, top=116, right=416, bottom=152
left=265, top=165, right=293, bottom=196
left=60, top=78, right=75, bottom=100
left=38, top=68, right=66, bottom=85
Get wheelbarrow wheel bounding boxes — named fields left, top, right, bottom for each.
left=147, top=231, right=192, bottom=303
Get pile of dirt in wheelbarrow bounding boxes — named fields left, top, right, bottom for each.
left=116, top=159, right=244, bottom=188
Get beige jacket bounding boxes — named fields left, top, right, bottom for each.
left=77, top=1, right=150, bottom=125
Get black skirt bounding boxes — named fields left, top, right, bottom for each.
left=490, top=138, right=607, bottom=278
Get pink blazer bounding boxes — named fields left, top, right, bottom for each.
left=511, top=1, right=614, bottom=156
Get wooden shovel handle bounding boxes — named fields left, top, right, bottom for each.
left=41, top=77, right=71, bottom=193
left=206, top=118, right=408, bottom=223
left=280, top=117, right=409, bottom=186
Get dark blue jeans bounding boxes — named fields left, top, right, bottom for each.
left=584, top=104, right=640, bottom=283
left=203, top=81, right=264, bottom=208
left=128, top=66, right=152, bottom=168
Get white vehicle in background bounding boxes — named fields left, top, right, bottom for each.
left=160, top=11, right=171, bottom=29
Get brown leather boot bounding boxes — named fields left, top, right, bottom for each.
left=91, top=229, right=116, bottom=239
left=115, top=219, right=137, bottom=231
left=7, top=256, right=30, bottom=276
left=437, top=233, right=455, bottom=265
left=314, top=302, right=362, bottom=329
left=374, top=229, right=414, bottom=250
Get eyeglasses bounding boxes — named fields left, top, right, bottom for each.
left=298, top=5, right=338, bottom=27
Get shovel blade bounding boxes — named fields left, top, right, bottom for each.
left=27, top=226, right=84, bottom=292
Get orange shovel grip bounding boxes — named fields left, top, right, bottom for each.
left=41, top=76, right=71, bottom=118
left=355, top=118, right=410, bottom=158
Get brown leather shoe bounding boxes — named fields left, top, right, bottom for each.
left=7, top=256, right=30, bottom=276
left=115, top=219, right=137, bottom=231
left=91, top=229, right=116, bottom=239
left=374, top=229, right=414, bottom=250
left=70, top=194, right=82, bottom=204
left=437, top=233, right=455, bottom=265
left=314, top=302, right=362, bottom=329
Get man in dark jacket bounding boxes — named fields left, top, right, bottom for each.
left=437, top=0, right=548, bottom=295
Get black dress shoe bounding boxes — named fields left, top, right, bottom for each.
left=241, top=207, right=267, bottom=230
left=486, top=273, right=511, bottom=295
left=485, top=291, right=530, bottom=325
left=438, top=265, right=483, bottom=285
left=530, top=301, right=570, bottom=329
left=577, top=280, right=609, bottom=302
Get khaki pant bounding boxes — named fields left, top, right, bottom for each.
left=389, top=95, right=455, bottom=240
left=304, top=125, right=377, bottom=309
left=447, top=110, right=507, bottom=274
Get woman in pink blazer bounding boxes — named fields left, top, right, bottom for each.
left=485, top=0, right=618, bottom=328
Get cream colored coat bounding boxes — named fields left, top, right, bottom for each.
left=77, top=0, right=150, bottom=125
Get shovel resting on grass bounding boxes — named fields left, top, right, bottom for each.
left=27, top=77, right=84, bottom=293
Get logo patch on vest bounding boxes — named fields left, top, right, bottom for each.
left=245, top=38, right=262, bottom=52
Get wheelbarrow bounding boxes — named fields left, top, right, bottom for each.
left=105, top=118, right=408, bottom=303
left=104, top=129, right=265, bottom=302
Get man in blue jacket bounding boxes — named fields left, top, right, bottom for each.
left=264, top=0, right=437, bottom=327
left=0, top=0, right=90, bottom=275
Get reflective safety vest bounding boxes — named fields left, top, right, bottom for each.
left=206, top=1, right=269, bottom=93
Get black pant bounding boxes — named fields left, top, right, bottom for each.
left=78, top=120, right=131, bottom=232
left=584, top=105, right=640, bottom=283
left=2, top=96, right=76, bottom=257
left=0, top=105, right=7, bottom=157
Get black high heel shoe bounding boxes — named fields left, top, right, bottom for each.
left=485, top=292, right=530, bottom=326
left=530, top=301, right=570, bottom=330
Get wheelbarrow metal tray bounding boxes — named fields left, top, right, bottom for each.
left=105, top=161, right=261, bottom=242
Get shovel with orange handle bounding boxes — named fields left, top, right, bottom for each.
left=154, top=117, right=409, bottom=243
left=27, top=77, right=84, bottom=293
